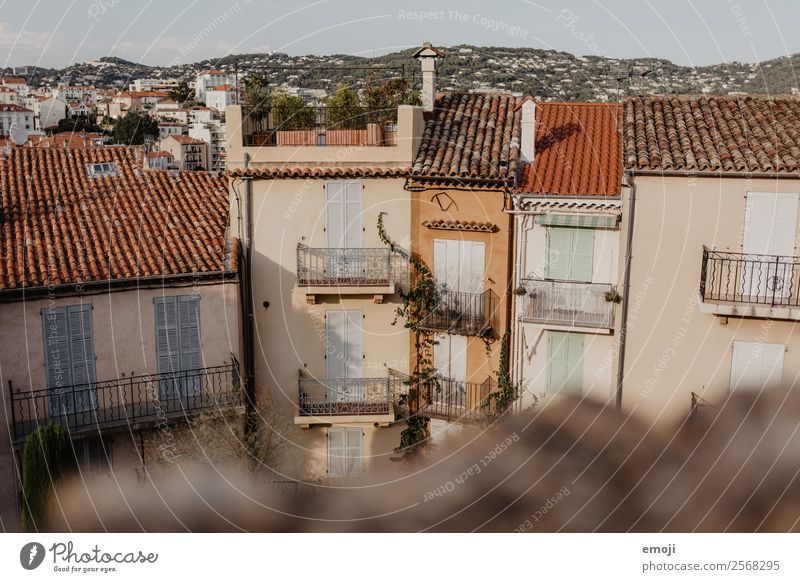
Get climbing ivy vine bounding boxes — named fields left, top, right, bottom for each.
left=377, top=211, right=439, bottom=457
left=21, top=424, right=76, bottom=531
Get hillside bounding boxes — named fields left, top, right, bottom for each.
left=5, top=46, right=800, bottom=101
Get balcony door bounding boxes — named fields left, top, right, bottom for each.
left=742, top=192, right=798, bottom=300
left=325, top=310, right=363, bottom=401
left=155, top=295, right=203, bottom=401
left=547, top=332, right=583, bottom=395
left=433, top=239, right=485, bottom=294
left=42, top=304, right=97, bottom=416
left=433, top=333, right=467, bottom=408
left=325, top=179, right=363, bottom=281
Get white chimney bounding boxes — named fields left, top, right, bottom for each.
left=413, top=41, right=444, bottom=112
left=520, top=99, right=536, bottom=162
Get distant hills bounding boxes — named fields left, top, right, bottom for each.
left=6, top=45, right=800, bottom=101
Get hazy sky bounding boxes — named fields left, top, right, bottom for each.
left=0, top=0, right=796, bottom=69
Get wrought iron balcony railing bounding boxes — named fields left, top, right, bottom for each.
left=700, top=247, right=800, bottom=307
left=9, top=358, right=242, bottom=442
left=297, top=244, right=408, bottom=288
left=520, top=279, right=616, bottom=329
left=297, top=370, right=408, bottom=417
left=418, top=287, right=498, bottom=336
left=400, top=375, right=498, bottom=423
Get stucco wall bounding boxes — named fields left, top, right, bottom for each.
left=617, top=174, right=800, bottom=422
left=241, top=176, right=412, bottom=481
left=0, top=281, right=240, bottom=529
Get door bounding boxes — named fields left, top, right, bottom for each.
left=155, top=295, right=203, bottom=401
left=547, top=332, right=584, bottom=395
left=433, top=333, right=468, bottom=408
left=327, top=427, right=363, bottom=477
left=433, top=239, right=486, bottom=328
left=742, top=192, right=798, bottom=301
left=325, top=179, right=363, bottom=280
left=730, top=341, right=784, bottom=392
left=325, top=310, right=363, bottom=401
left=42, top=304, right=97, bottom=416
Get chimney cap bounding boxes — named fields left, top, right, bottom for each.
left=412, top=41, right=446, bottom=59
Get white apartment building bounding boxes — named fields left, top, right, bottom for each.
left=195, top=69, right=236, bottom=104
left=0, top=104, right=34, bottom=138
left=205, top=84, right=239, bottom=112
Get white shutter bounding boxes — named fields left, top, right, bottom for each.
left=744, top=193, right=798, bottom=256
left=345, top=310, right=363, bottom=392
left=772, top=193, right=799, bottom=256
left=434, top=333, right=450, bottom=378
left=344, top=180, right=363, bottom=248
left=460, top=242, right=485, bottom=294
left=433, top=239, right=447, bottom=286
left=325, top=180, right=345, bottom=248
left=345, top=427, right=363, bottom=474
left=325, top=311, right=347, bottom=382
left=450, top=335, right=468, bottom=382
left=731, top=341, right=784, bottom=392
left=327, top=428, right=346, bottom=476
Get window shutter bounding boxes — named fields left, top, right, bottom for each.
left=731, top=341, right=785, bottom=392
left=460, top=241, right=485, bottom=294
left=155, top=296, right=180, bottom=398
left=67, top=304, right=97, bottom=411
left=433, top=239, right=447, bottom=287
left=771, top=193, right=798, bottom=256
left=328, top=428, right=346, bottom=476
left=547, top=332, right=584, bottom=395
left=325, top=311, right=347, bottom=384
left=325, top=180, right=345, bottom=248
left=546, top=227, right=572, bottom=280
left=345, top=310, right=363, bottom=394
left=569, top=228, right=594, bottom=282
left=42, top=307, right=72, bottom=391
left=178, top=296, right=202, bottom=396
left=344, top=179, right=363, bottom=249
left=345, top=427, right=363, bottom=474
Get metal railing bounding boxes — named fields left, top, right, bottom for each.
left=402, top=375, right=497, bottom=423
left=243, top=106, right=392, bottom=147
left=520, top=279, right=616, bottom=328
left=297, top=244, right=408, bottom=287
left=418, top=287, right=498, bottom=336
left=297, top=371, right=408, bottom=417
left=9, top=359, right=242, bottom=442
left=700, top=247, right=800, bottom=307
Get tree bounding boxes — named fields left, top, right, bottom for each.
left=242, top=74, right=271, bottom=132
left=167, top=80, right=194, bottom=106
left=55, top=115, right=102, bottom=134
left=363, top=77, right=422, bottom=124
left=325, top=85, right=364, bottom=129
left=21, top=425, right=76, bottom=531
left=112, top=111, right=158, bottom=145
left=270, top=91, right=315, bottom=130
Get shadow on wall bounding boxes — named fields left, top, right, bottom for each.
left=44, top=386, right=800, bottom=532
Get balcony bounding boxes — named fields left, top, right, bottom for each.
left=294, top=370, right=407, bottom=427
left=296, top=244, right=407, bottom=301
left=418, top=288, right=498, bottom=337
left=519, top=279, right=616, bottom=330
left=243, top=106, right=395, bottom=148
left=9, top=359, right=242, bottom=443
left=402, top=375, right=499, bottom=423
left=700, top=247, right=800, bottom=320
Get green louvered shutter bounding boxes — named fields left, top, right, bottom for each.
left=546, top=227, right=594, bottom=282
left=569, top=228, right=594, bottom=282
left=547, top=332, right=584, bottom=395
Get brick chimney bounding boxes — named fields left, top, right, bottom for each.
left=412, top=41, right=445, bottom=112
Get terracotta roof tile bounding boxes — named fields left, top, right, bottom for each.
left=623, top=95, right=800, bottom=173
left=517, top=102, right=622, bottom=196
left=422, top=219, right=498, bottom=232
left=0, top=147, right=234, bottom=290
left=229, top=166, right=409, bottom=179
left=412, top=92, right=521, bottom=184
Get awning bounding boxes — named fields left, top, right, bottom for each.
left=534, top=213, right=619, bottom=229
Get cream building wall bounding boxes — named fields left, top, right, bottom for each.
left=0, top=281, right=241, bottom=530
left=617, top=173, right=800, bottom=423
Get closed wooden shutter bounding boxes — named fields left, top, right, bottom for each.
left=325, top=180, right=345, bottom=248
left=433, top=239, right=485, bottom=292
left=730, top=341, right=784, bottom=392
left=547, top=332, right=584, bottom=395
left=155, top=295, right=202, bottom=398
left=325, top=310, right=363, bottom=400
left=744, top=193, right=798, bottom=256
left=178, top=296, right=202, bottom=395
left=344, top=180, right=363, bottom=248
left=345, top=427, right=363, bottom=474
left=546, top=227, right=594, bottom=282
left=327, top=427, right=346, bottom=476
left=67, top=305, right=97, bottom=410
left=42, top=307, right=72, bottom=392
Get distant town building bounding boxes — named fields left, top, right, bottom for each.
left=161, top=134, right=208, bottom=170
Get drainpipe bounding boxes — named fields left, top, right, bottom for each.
left=242, top=152, right=256, bottom=412
left=615, top=170, right=637, bottom=411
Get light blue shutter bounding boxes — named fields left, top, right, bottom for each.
left=547, top=332, right=584, bottom=395
left=42, top=307, right=72, bottom=415
left=67, top=304, right=97, bottom=411
left=178, top=296, right=202, bottom=396
left=155, top=297, right=180, bottom=399
left=546, top=227, right=572, bottom=280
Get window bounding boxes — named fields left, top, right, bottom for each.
left=325, top=310, right=363, bottom=401
left=546, top=227, right=594, bottom=282
left=325, top=180, right=362, bottom=248
left=86, top=162, right=118, bottom=178
left=547, top=332, right=584, bottom=395
left=730, top=341, right=784, bottom=392
left=75, top=437, right=112, bottom=474
left=328, top=427, right=363, bottom=476
left=154, top=295, right=202, bottom=399
left=41, top=304, right=96, bottom=414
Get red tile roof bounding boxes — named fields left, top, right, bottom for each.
left=0, top=147, right=235, bottom=290
left=623, top=94, right=800, bottom=174
left=517, top=102, right=622, bottom=196
left=169, top=135, right=206, bottom=145
left=0, top=104, right=32, bottom=113
left=229, top=166, right=409, bottom=179
left=411, top=92, right=521, bottom=184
